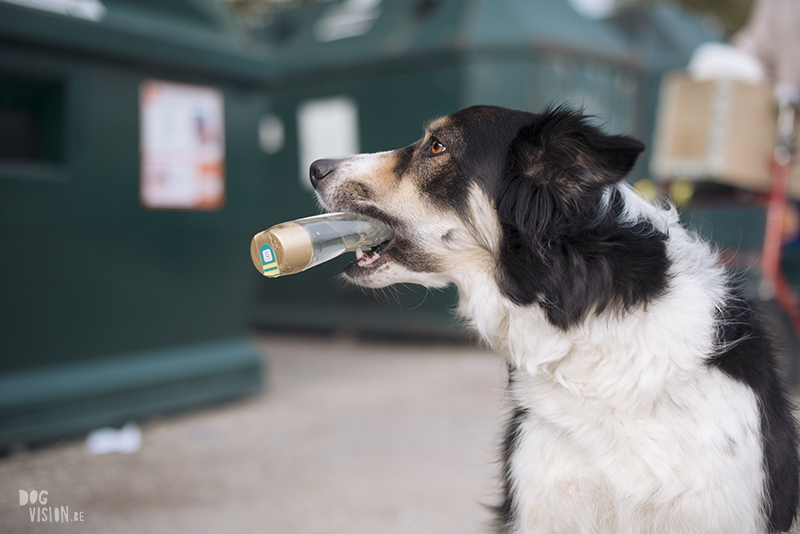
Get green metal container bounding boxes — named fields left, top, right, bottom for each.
left=0, top=0, right=276, bottom=449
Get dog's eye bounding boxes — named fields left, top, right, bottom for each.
left=430, top=139, right=446, bottom=155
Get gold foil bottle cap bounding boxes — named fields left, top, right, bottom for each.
left=250, top=222, right=314, bottom=277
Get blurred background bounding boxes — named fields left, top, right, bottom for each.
left=1, top=0, right=798, bottom=532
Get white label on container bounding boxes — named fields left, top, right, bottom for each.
left=259, top=114, right=285, bottom=155
left=139, top=80, right=226, bottom=211
left=297, top=97, right=359, bottom=191
left=313, top=0, right=382, bottom=42
left=1, top=0, right=107, bottom=22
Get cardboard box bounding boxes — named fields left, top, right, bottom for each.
left=651, top=71, right=800, bottom=197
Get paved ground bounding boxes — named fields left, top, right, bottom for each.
left=0, top=335, right=510, bottom=534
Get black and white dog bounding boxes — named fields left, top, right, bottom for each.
left=310, top=105, right=800, bottom=533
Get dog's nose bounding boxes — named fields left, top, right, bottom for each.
left=310, top=159, right=336, bottom=190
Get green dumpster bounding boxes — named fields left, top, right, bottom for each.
left=245, top=0, right=716, bottom=337
left=0, top=0, right=276, bottom=449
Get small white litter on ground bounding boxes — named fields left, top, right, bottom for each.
left=85, top=422, right=142, bottom=455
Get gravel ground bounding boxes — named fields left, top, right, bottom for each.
left=0, top=335, right=510, bottom=534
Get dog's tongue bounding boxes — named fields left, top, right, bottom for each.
left=357, top=249, right=381, bottom=266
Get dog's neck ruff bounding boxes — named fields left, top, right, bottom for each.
left=455, top=184, right=728, bottom=409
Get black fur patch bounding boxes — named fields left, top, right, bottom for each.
left=708, top=296, right=800, bottom=532
left=420, top=158, right=470, bottom=215
left=445, top=106, right=537, bottom=197
left=504, top=107, right=643, bottom=195
left=392, top=144, right=415, bottom=177
left=389, top=236, right=443, bottom=273
left=350, top=182, right=373, bottom=201
left=493, top=108, right=669, bottom=330
left=493, top=402, right=527, bottom=533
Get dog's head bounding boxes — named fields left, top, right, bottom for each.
left=312, top=105, right=668, bottom=329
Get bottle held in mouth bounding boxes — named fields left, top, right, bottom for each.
left=250, top=212, right=394, bottom=277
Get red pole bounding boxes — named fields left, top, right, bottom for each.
left=761, top=92, right=800, bottom=334
left=761, top=146, right=792, bottom=285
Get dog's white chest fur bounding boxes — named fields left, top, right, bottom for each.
left=508, top=358, right=763, bottom=533
left=459, top=197, right=768, bottom=533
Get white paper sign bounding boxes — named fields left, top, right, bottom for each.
left=139, top=80, right=226, bottom=210
left=297, top=97, right=359, bottom=191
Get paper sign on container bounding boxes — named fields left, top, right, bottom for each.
left=139, top=80, right=226, bottom=211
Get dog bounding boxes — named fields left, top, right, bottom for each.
left=309, top=105, right=800, bottom=533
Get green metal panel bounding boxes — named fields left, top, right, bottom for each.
left=462, top=58, right=529, bottom=110
left=680, top=206, right=766, bottom=251
left=461, top=0, right=634, bottom=59
left=0, top=339, right=261, bottom=449
left=0, top=49, right=272, bottom=370
left=0, top=0, right=273, bottom=83
left=0, top=0, right=274, bottom=448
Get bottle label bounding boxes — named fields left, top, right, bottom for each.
left=260, top=244, right=280, bottom=277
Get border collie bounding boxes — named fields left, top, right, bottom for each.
left=309, top=105, right=799, bottom=533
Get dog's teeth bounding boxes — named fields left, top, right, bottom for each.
left=356, top=247, right=364, bottom=260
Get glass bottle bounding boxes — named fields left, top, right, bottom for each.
left=250, top=212, right=394, bottom=277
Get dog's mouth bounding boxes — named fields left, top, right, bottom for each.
left=340, top=208, right=400, bottom=277
left=346, top=237, right=393, bottom=274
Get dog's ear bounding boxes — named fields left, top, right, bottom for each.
left=497, top=107, right=646, bottom=244
left=495, top=107, right=666, bottom=330
left=507, top=107, right=644, bottom=196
